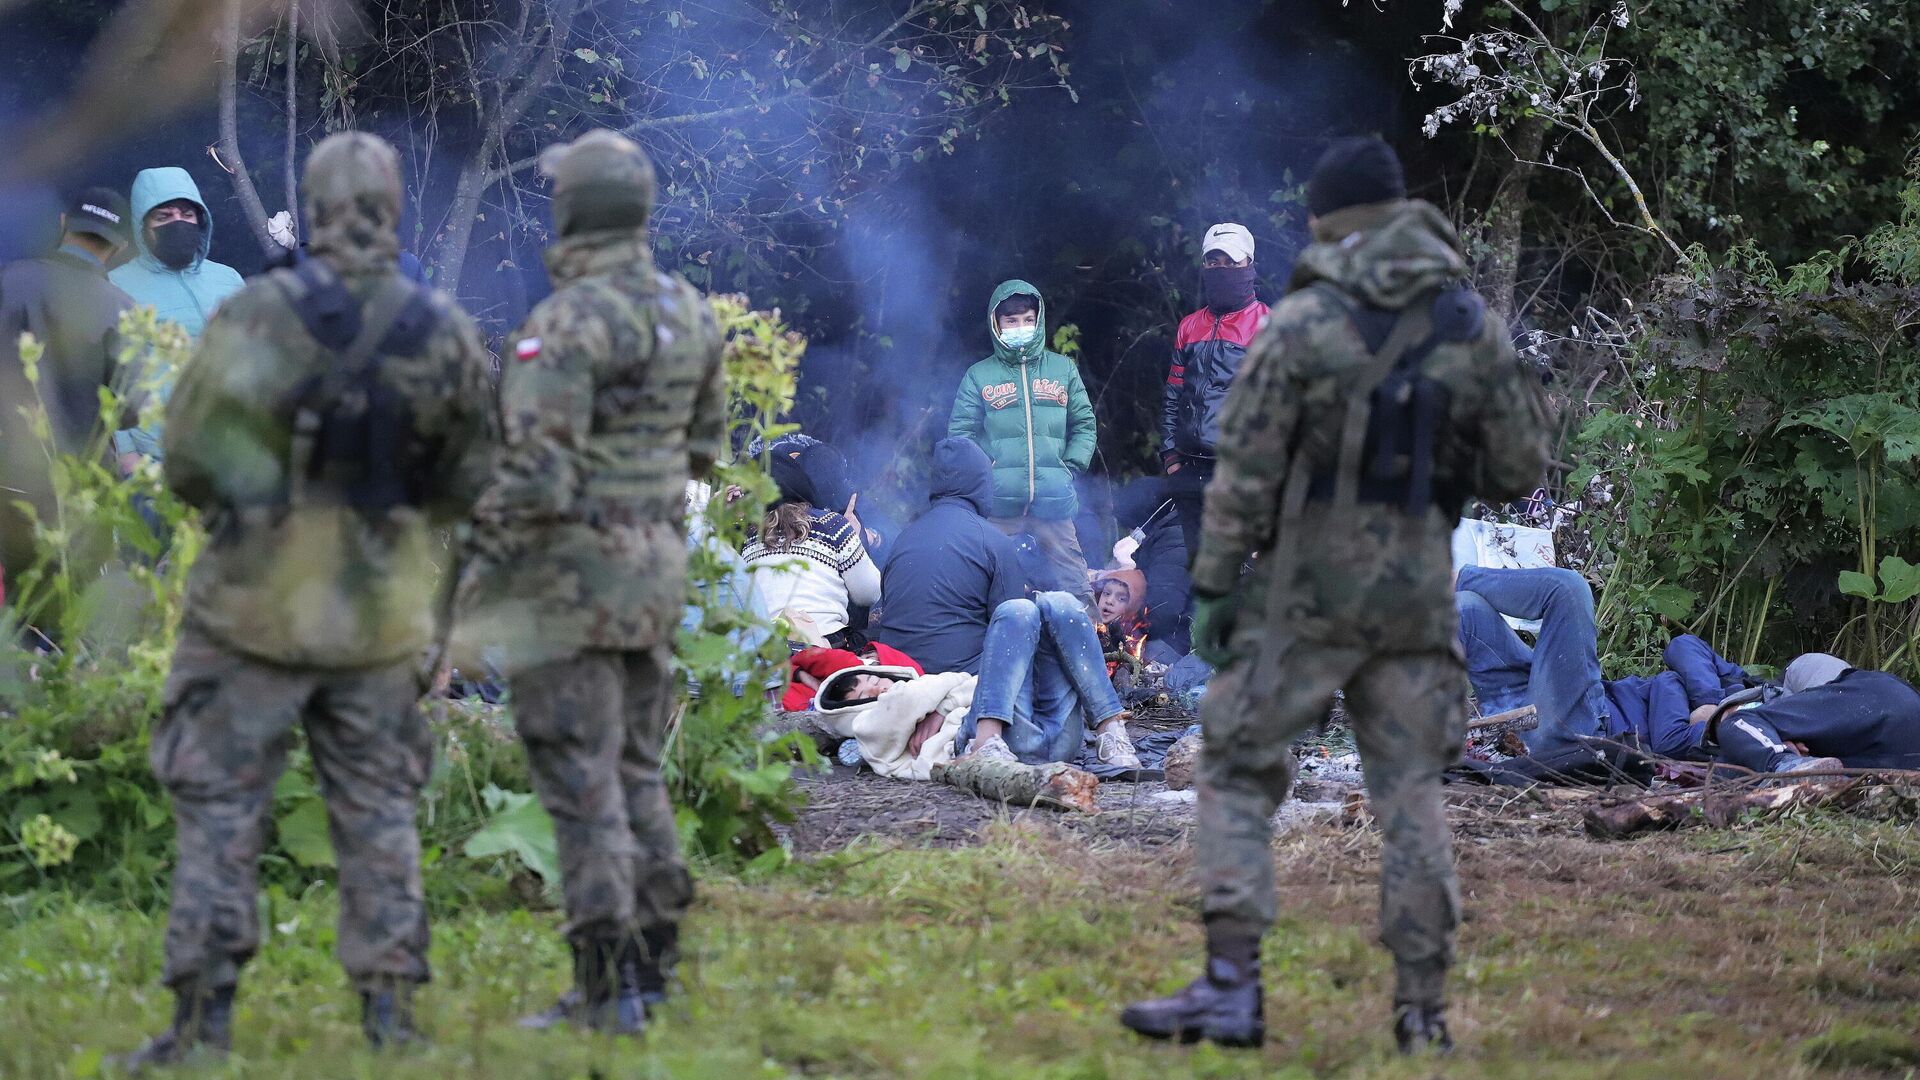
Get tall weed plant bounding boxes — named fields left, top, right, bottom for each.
left=1568, top=178, right=1920, bottom=678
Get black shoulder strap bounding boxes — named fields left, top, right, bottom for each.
left=285, top=258, right=361, bottom=351
left=278, top=257, right=442, bottom=358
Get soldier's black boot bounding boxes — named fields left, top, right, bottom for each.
left=628, top=923, right=680, bottom=1015
left=1119, top=933, right=1264, bottom=1048
left=1393, top=1004, right=1453, bottom=1054
left=117, top=982, right=235, bottom=1072
left=1392, top=959, right=1452, bottom=1055
left=360, top=980, right=423, bottom=1050
left=520, top=938, right=646, bottom=1036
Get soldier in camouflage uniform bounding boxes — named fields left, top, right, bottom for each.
left=1121, top=138, right=1550, bottom=1053
left=455, top=129, right=725, bottom=1036
left=120, top=132, right=499, bottom=1068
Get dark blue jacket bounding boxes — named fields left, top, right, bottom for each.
left=1604, top=635, right=1752, bottom=758
left=870, top=438, right=1025, bottom=675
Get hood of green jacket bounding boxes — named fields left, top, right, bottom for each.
left=987, top=278, right=1046, bottom=366
left=128, top=167, right=214, bottom=271
left=1290, top=199, right=1467, bottom=310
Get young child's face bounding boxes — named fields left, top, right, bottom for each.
left=1096, top=582, right=1132, bottom=626
left=845, top=673, right=897, bottom=702
left=995, top=308, right=1038, bottom=333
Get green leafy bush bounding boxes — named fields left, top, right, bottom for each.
left=4, top=295, right=810, bottom=905
left=1568, top=179, right=1920, bottom=677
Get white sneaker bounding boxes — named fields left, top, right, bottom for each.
left=1097, top=727, right=1143, bottom=769
left=966, top=734, right=1018, bottom=764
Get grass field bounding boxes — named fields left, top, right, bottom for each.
left=5, top=812, right=1920, bottom=1079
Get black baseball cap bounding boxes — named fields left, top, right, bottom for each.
left=65, top=187, right=132, bottom=245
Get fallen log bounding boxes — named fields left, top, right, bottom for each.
left=761, top=710, right=842, bottom=756
left=930, top=756, right=1100, bottom=814
left=1584, top=775, right=1920, bottom=840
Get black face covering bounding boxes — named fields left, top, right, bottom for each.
left=148, top=220, right=203, bottom=270
left=1202, top=264, right=1258, bottom=313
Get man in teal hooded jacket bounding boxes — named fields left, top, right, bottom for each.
left=108, top=166, right=246, bottom=465
left=949, top=279, right=1098, bottom=611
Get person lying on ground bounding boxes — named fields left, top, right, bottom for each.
left=949, top=280, right=1098, bottom=613
left=951, top=590, right=1141, bottom=769
left=811, top=662, right=973, bottom=780
left=1456, top=564, right=1757, bottom=759
left=867, top=437, right=1025, bottom=675
left=782, top=641, right=923, bottom=711
left=1703, top=653, right=1920, bottom=774
left=743, top=449, right=880, bottom=649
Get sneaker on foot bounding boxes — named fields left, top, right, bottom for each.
left=1773, top=754, right=1843, bottom=775
left=966, top=734, right=1017, bottom=764
left=1097, top=728, right=1143, bottom=770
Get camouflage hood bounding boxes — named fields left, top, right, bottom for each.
left=303, top=132, right=402, bottom=276
left=1289, top=199, right=1467, bottom=311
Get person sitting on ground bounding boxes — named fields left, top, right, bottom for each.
left=1702, top=653, right=1920, bottom=774
left=868, top=437, right=1141, bottom=768
left=1093, top=571, right=1147, bottom=652
left=743, top=449, right=880, bottom=649
left=1110, top=497, right=1192, bottom=661
left=954, top=589, right=1141, bottom=769
left=1457, top=562, right=1759, bottom=759
left=868, top=437, right=1025, bottom=674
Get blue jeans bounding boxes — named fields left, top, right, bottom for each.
left=958, top=591, right=1124, bottom=763
left=1455, top=566, right=1608, bottom=756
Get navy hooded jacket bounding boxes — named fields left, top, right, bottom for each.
left=869, top=437, right=1026, bottom=675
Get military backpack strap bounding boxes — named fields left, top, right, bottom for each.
left=1313, top=284, right=1436, bottom=513
left=277, top=264, right=437, bottom=512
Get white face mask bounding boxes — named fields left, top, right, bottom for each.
left=997, top=325, right=1038, bottom=349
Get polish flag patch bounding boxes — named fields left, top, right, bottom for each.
left=514, top=337, right=543, bottom=362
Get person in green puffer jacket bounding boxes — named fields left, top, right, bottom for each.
left=949, top=279, right=1097, bottom=611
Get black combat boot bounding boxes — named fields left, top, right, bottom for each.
left=117, top=982, right=235, bottom=1072
left=1392, top=958, right=1452, bottom=1054
left=1393, top=1003, right=1453, bottom=1054
left=520, top=938, right=646, bottom=1036
left=1119, top=933, right=1264, bottom=1048
left=628, top=923, right=679, bottom=1015
left=360, top=980, right=423, bottom=1050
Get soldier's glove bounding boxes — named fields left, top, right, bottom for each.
left=1190, top=590, right=1242, bottom=668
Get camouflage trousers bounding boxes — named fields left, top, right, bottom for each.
left=150, top=625, right=433, bottom=990
left=1197, top=634, right=1465, bottom=1007
left=513, top=646, right=693, bottom=945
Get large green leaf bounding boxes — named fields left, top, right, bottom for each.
left=275, top=798, right=335, bottom=869
left=463, top=785, right=560, bottom=883
left=1877, top=555, right=1920, bottom=604
left=1837, top=570, right=1880, bottom=600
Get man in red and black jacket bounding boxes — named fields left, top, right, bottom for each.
left=1162, top=222, right=1271, bottom=558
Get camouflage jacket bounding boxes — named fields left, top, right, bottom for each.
left=1191, top=199, right=1550, bottom=652
left=455, top=231, right=725, bottom=674
left=164, top=260, right=498, bottom=670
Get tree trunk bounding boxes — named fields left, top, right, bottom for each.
left=930, top=757, right=1100, bottom=813
left=1482, top=114, right=1546, bottom=324
left=218, top=0, right=276, bottom=256
left=430, top=0, right=579, bottom=296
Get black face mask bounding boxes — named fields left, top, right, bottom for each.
left=1202, top=264, right=1258, bottom=313
left=148, top=220, right=203, bottom=270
